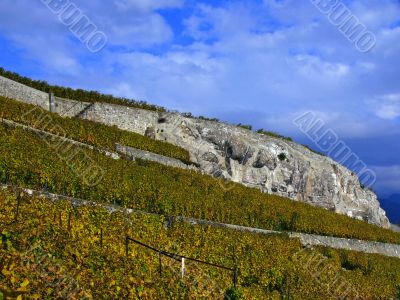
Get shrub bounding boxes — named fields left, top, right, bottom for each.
left=302, top=144, right=325, bottom=156
left=237, top=123, right=253, bottom=131
left=224, top=287, right=244, bottom=300
left=278, top=153, right=287, bottom=161
left=257, top=129, right=293, bottom=142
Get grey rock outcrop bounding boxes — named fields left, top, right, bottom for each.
left=150, top=112, right=389, bottom=228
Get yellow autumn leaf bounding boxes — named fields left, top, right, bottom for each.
left=20, top=278, right=30, bottom=288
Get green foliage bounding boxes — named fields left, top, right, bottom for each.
left=256, top=129, right=293, bottom=142
left=237, top=123, right=252, bottom=131
left=397, top=284, right=400, bottom=299
left=0, top=96, right=191, bottom=164
left=0, top=190, right=400, bottom=299
left=224, top=287, right=244, bottom=300
left=278, top=153, right=287, bottom=161
left=301, top=144, right=326, bottom=156
left=1, top=123, right=400, bottom=245
left=0, top=67, right=166, bottom=112
left=198, top=116, right=220, bottom=122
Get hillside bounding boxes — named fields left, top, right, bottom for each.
left=0, top=72, right=400, bottom=299
left=0, top=71, right=390, bottom=229
left=0, top=106, right=399, bottom=244
left=1, top=189, right=400, bottom=299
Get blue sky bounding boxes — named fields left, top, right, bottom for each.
left=0, top=0, right=400, bottom=200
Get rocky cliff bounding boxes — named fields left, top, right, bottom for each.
left=149, top=111, right=389, bottom=229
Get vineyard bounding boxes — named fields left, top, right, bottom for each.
left=0, top=68, right=166, bottom=112
left=1, top=121, right=400, bottom=245
left=0, top=96, right=191, bottom=164
left=1, top=189, right=400, bottom=299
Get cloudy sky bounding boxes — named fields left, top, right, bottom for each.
left=0, top=0, right=399, bottom=200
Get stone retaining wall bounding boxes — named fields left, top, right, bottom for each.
left=0, top=118, right=120, bottom=159
left=53, top=96, right=91, bottom=117
left=2, top=183, right=400, bottom=259
left=116, top=143, right=196, bottom=170
left=0, top=76, right=49, bottom=109
left=289, top=232, right=400, bottom=259
left=84, top=102, right=158, bottom=135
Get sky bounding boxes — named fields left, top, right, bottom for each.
left=0, top=0, right=399, bottom=202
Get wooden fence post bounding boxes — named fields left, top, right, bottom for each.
left=181, top=257, right=186, bottom=279
left=67, top=212, right=72, bottom=232
left=14, top=194, right=21, bottom=223
left=125, top=236, right=129, bottom=257
left=233, top=268, right=238, bottom=288
left=158, top=252, right=162, bottom=276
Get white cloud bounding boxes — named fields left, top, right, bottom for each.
left=108, top=13, right=174, bottom=46
left=287, top=55, right=350, bottom=78
left=114, top=0, right=183, bottom=12
left=372, top=165, right=400, bottom=196
left=368, top=93, right=400, bottom=120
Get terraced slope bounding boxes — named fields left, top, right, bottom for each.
left=0, top=96, right=191, bottom=164
left=1, top=190, right=400, bottom=299
left=1, top=122, right=400, bottom=244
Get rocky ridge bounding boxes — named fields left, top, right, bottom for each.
left=150, top=111, right=389, bottom=228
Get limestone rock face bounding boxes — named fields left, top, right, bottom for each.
left=151, top=112, right=389, bottom=228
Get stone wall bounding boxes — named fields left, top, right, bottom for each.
left=1, top=117, right=197, bottom=171
left=0, top=118, right=120, bottom=160
left=0, top=76, right=93, bottom=118
left=289, top=232, right=400, bottom=258
left=53, top=96, right=91, bottom=118
left=83, top=102, right=158, bottom=135
left=0, top=76, right=49, bottom=109
left=2, top=183, right=400, bottom=259
left=116, top=144, right=197, bottom=170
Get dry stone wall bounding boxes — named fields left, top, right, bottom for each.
left=2, top=183, right=400, bottom=259
left=53, top=96, right=91, bottom=117
left=116, top=144, right=197, bottom=170
left=0, top=76, right=49, bottom=109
